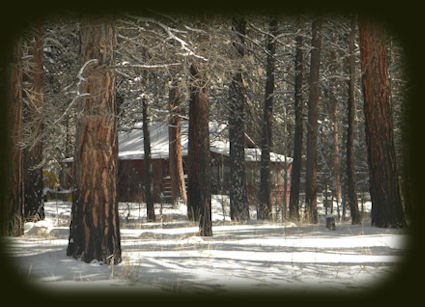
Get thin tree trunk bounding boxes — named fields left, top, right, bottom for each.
left=282, top=107, right=289, bottom=220
left=258, top=19, right=278, bottom=221
left=359, top=18, right=406, bottom=228
left=5, top=37, right=25, bottom=236
left=169, top=80, right=187, bottom=206
left=188, top=62, right=212, bottom=236
left=305, top=19, right=322, bottom=224
left=67, top=19, right=121, bottom=264
left=327, top=88, right=342, bottom=220
left=187, top=63, right=202, bottom=222
left=23, top=26, right=45, bottom=222
left=289, top=25, right=304, bottom=222
left=346, top=17, right=361, bottom=225
left=143, top=96, right=155, bottom=222
left=229, top=17, right=249, bottom=222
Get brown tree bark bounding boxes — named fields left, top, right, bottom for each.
left=359, top=18, right=406, bottom=228
left=346, top=17, right=361, bottom=225
left=305, top=19, right=322, bottom=224
left=143, top=96, right=155, bottom=222
left=168, top=80, right=187, bottom=206
left=5, top=37, right=25, bottom=236
left=67, top=19, right=121, bottom=264
left=23, top=26, right=45, bottom=222
left=229, top=17, right=249, bottom=222
left=289, top=24, right=304, bottom=222
left=188, top=61, right=212, bottom=236
left=258, top=19, right=278, bottom=221
left=326, top=87, right=342, bottom=219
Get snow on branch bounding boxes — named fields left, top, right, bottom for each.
left=112, top=63, right=182, bottom=71
left=52, top=59, right=99, bottom=127
left=77, top=59, right=99, bottom=82
left=124, top=14, right=208, bottom=62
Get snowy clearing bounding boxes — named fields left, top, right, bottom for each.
left=3, top=196, right=408, bottom=295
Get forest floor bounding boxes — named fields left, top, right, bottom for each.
left=3, top=196, right=408, bottom=296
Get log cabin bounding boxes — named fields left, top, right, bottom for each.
left=62, top=121, right=292, bottom=206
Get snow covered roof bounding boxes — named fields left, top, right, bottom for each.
left=63, top=121, right=292, bottom=163
left=118, top=121, right=292, bottom=163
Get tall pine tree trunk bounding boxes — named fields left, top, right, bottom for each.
left=359, top=18, right=406, bottom=228
left=168, top=80, right=187, bottom=206
left=23, top=26, right=45, bottom=222
left=289, top=26, right=304, bottom=222
left=6, top=37, right=24, bottom=236
left=258, top=19, right=278, bottom=221
left=143, top=96, right=155, bottom=222
left=346, top=17, right=361, bottom=225
left=229, top=18, right=249, bottom=222
left=305, top=19, right=322, bottom=224
left=188, top=62, right=212, bottom=236
left=67, top=19, right=121, bottom=264
left=327, top=88, right=342, bottom=219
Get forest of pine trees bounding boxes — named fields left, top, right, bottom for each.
left=2, top=12, right=409, bottom=263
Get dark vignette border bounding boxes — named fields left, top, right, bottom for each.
left=0, top=0, right=423, bottom=306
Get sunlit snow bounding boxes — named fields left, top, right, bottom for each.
left=3, top=195, right=408, bottom=294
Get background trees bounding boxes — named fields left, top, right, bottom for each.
left=22, top=26, right=45, bottom=222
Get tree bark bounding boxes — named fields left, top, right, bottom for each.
left=359, top=18, right=406, bottom=228
left=305, top=19, right=322, bottom=224
left=258, top=19, right=278, bottom=221
left=289, top=25, right=304, bottom=222
left=23, top=26, right=45, bottom=222
left=188, top=61, right=212, bottom=236
left=143, top=96, right=155, bottom=222
left=67, top=19, right=121, bottom=264
left=229, top=18, right=249, bottom=222
left=168, top=80, right=187, bottom=206
left=346, top=17, right=361, bottom=225
left=6, top=37, right=25, bottom=236
left=326, top=87, right=342, bottom=220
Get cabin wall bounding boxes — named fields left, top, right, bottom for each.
left=61, top=156, right=291, bottom=206
left=117, top=159, right=168, bottom=203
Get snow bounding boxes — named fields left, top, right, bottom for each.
left=118, top=121, right=292, bottom=162
left=63, top=121, right=292, bottom=163
left=3, top=197, right=408, bottom=294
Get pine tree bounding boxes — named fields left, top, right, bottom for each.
left=288, top=21, right=304, bottom=222
left=188, top=62, right=212, bottom=236
left=168, top=79, right=187, bottom=206
left=346, top=16, right=361, bottom=224
left=358, top=18, right=406, bottom=228
left=143, top=94, right=155, bottom=222
left=258, top=19, right=278, bottom=221
left=5, top=36, right=25, bottom=236
left=67, top=18, right=121, bottom=264
left=305, top=19, right=322, bottom=224
left=229, top=17, right=249, bottom=222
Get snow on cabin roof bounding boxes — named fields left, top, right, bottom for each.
left=118, top=121, right=292, bottom=163
left=63, top=121, right=292, bottom=163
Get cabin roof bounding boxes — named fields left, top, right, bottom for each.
left=118, top=121, right=292, bottom=163
left=64, top=121, right=292, bottom=163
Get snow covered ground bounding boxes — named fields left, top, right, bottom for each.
left=3, top=196, right=408, bottom=295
